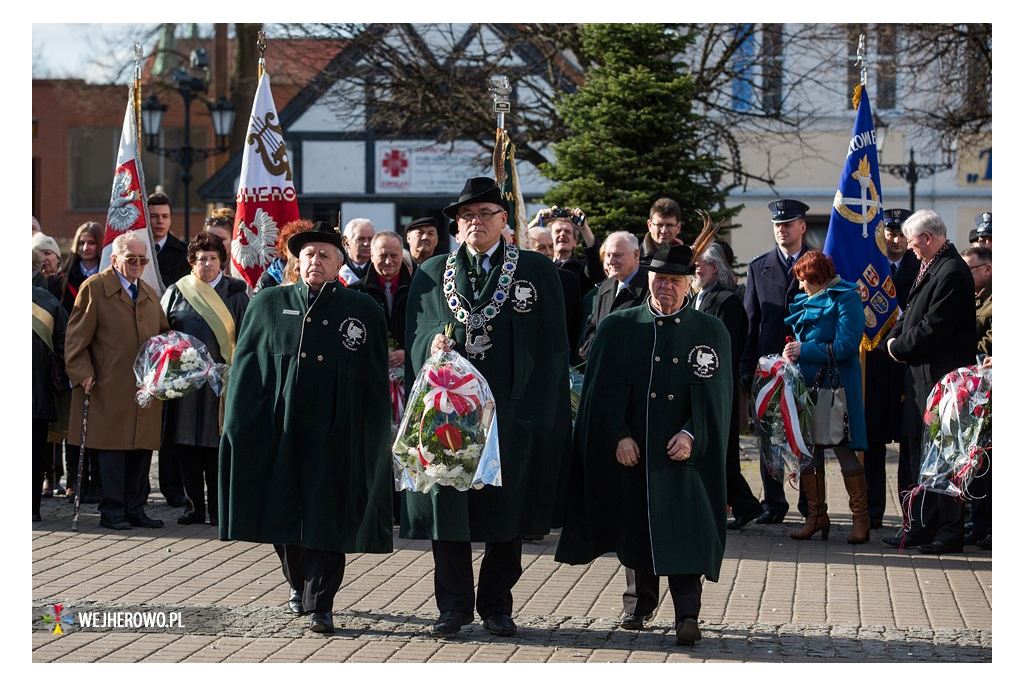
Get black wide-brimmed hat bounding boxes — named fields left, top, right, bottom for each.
left=768, top=199, right=809, bottom=224
left=287, top=221, right=342, bottom=256
left=441, top=177, right=509, bottom=221
left=641, top=243, right=695, bottom=275
left=883, top=208, right=912, bottom=232
left=405, top=216, right=440, bottom=233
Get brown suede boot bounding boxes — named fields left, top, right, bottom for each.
left=790, top=467, right=830, bottom=540
left=843, top=467, right=870, bottom=545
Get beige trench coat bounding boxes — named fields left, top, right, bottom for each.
left=65, top=267, right=169, bottom=450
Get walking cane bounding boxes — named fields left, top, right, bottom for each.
left=71, top=392, right=90, bottom=532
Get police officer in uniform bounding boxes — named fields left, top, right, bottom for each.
left=740, top=199, right=809, bottom=524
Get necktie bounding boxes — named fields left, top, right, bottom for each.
left=890, top=261, right=898, bottom=277
left=128, top=282, right=138, bottom=303
left=383, top=281, right=394, bottom=315
left=785, top=255, right=794, bottom=270
left=474, top=253, right=488, bottom=282
left=695, top=289, right=706, bottom=310
left=155, top=243, right=162, bottom=254
left=616, top=281, right=626, bottom=297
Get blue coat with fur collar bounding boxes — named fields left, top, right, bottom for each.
left=784, top=278, right=867, bottom=451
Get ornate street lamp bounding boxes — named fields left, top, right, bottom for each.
left=875, top=119, right=950, bottom=212
left=141, top=48, right=236, bottom=243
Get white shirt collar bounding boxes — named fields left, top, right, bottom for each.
left=114, top=269, right=138, bottom=294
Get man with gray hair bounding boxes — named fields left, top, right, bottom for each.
left=339, top=218, right=375, bottom=285
left=220, top=222, right=393, bottom=633
left=65, top=232, right=170, bottom=530
left=692, top=243, right=761, bottom=530
left=579, top=231, right=647, bottom=361
left=883, top=209, right=976, bottom=554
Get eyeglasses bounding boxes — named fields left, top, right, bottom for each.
left=969, top=263, right=990, bottom=271
left=907, top=232, right=931, bottom=246
left=650, top=222, right=679, bottom=230
left=194, top=256, right=221, bottom=264
left=457, top=209, right=504, bottom=222
left=122, top=255, right=150, bottom=265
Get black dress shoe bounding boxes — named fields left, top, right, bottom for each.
left=727, top=510, right=760, bottom=530
left=432, top=611, right=473, bottom=635
left=287, top=589, right=305, bottom=615
left=177, top=512, right=206, bottom=525
left=483, top=613, right=517, bottom=637
left=917, top=541, right=963, bottom=554
left=619, top=612, right=654, bottom=630
left=100, top=518, right=132, bottom=530
left=167, top=496, right=190, bottom=508
left=977, top=534, right=991, bottom=550
left=309, top=611, right=334, bottom=633
left=127, top=515, right=164, bottom=528
left=881, top=535, right=917, bottom=548
left=675, top=617, right=702, bottom=646
left=754, top=511, right=785, bottom=525
left=32, top=513, right=41, bottom=522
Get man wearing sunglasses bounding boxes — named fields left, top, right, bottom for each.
left=65, top=233, right=170, bottom=530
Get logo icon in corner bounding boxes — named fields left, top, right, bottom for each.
left=42, top=603, right=75, bottom=635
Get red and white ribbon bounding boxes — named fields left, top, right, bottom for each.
left=424, top=366, right=480, bottom=416
left=754, top=357, right=812, bottom=460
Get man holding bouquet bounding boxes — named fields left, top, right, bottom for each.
left=403, top=177, right=572, bottom=638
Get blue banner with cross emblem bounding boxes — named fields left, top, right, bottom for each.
left=823, top=86, right=898, bottom=351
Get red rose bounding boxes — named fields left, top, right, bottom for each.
left=435, top=423, right=463, bottom=450
left=169, top=348, right=182, bottom=361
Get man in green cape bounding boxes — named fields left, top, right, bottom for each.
left=403, top=177, right=571, bottom=638
left=219, top=222, right=393, bottom=634
left=555, top=243, right=731, bottom=646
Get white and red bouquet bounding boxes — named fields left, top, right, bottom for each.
left=133, top=331, right=228, bottom=407
left=388, top=334, right=406, bottom=440
left=751, top=354, right=814, bottom=486
left=913, top=364, right=992, bottom=500
left=392, top=349, right=500, bottom=492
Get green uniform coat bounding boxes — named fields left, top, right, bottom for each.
left=402, top=241, right=572, bottom=542
left=555, top=304, right=731, bottom=580
left=219, top=281, right=393, bottom=554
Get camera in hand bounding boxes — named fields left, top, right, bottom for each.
left=549, top=208, right=586, bottom=227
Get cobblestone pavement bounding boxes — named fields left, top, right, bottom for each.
left=31, top=439, right=992, bottom=663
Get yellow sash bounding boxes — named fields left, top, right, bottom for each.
left=175, top=274, right=236, bottom=433
left=32, top=302, right=55, bottom=352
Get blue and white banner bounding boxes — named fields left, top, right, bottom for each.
left=823, top=87, right=897, bottom=350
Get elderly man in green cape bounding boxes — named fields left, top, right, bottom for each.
left=555, top=243, right=731, bottom=646
left=219, top=222, right=393, bottom=634
left=403, top=177, right=572, bottom=638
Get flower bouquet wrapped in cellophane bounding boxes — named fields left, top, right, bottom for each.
left=133, top=331, right=228, bottom=407
left=751, top=354, right=814, bottom=486
left=392, top=345, right=500, bottom=493
left=911, top=364, right=992, bottom=502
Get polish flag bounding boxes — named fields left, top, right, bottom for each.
left=101, top=84, right=164, bottom=296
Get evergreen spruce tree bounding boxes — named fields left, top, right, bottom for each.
left=542, top=23, right=740, bottom=243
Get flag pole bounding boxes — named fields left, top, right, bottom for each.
left=854, top=33, right=870, bottom=465
left=489, top=75, right=511, bottom=187
left=257, top=29, right=267, bottom=81
left=133, top=43, right=143, bottom=144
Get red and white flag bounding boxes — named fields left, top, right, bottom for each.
left=231, top=71, right=299, bottom=287
left=101, top=84, right=164, bottom=295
